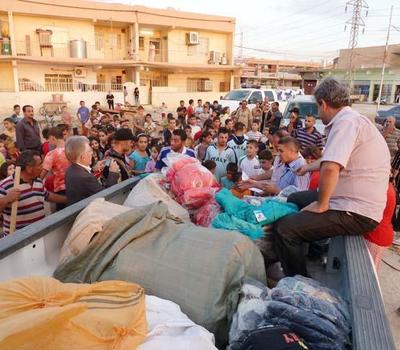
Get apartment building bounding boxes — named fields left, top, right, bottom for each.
left=236, top=57, right=322, bottom=90
left=0, top=0, right=241, bottom=115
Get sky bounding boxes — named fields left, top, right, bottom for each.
left=98, top=0, right=400, bottom=62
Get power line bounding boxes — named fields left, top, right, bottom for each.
left=345, top=0, right=369, bottom=92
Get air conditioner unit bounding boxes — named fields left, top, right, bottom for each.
left=208, top=51, right=220, bottom=64
left=74, top=67, right=87, bottom=78
left=186, top=31, right=199, bottom=45
left=201, top=80, right=213, bottom=91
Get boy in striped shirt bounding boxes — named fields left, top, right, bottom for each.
left=0, top=150, right=66, bottom=237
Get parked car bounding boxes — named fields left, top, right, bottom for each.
left=282, top=95, right=324, bottom=134
left=375, top=105, right=400, bottom=128
left=219, top=88, right=286, bottom=112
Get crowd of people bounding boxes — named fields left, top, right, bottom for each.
left=0, top=79, right=397, bottom=285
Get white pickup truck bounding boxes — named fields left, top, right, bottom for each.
left=0, top=178, right=396, bottom=350
left=219, top=88, right=287, bottom=112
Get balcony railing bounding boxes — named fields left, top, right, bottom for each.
left=18, top=81, right=123, bottom=92
left=13, top=39, right=128, bottom=61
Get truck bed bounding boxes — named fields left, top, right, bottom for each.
left=0, top=177, right=395, bottom=350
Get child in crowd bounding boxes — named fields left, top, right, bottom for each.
left=252, top=149, right=274, bottom=181
left=227, top=122, right=248, bottom=164
left=98, top=129, right=109, bottom=154
left=302, top=146, right=322, bottom=190
left=1, top=135, right=19, bottom=161
left=212, top=116, right=221, bottom=131
left=0, top=160, right=15, bottom=180
left=246, top=120, right=263, bottom=142
left=202, top=159, right=216, bottom=173
left=129, top=134, right=150, bottom=176
left=3, top=118, right=16, bottom=142
left=144, top=144, right=161, bottom=173
left=41, top=126, right=70, bottom=210
left=194, top=131, right=213, bottom=162
left=41, top=128, right=51, bottom=156
left=239, top=140, right=263, bottom=178
left=144, top=113, right=157, bottom=137
left=221, top=162, right=240, bottom=190
left=184, top=125, right=194, bottom=148
left=0, top=141, right=7, bottom=160
left=89, top=137, right=103, bottom=167
left=188, top=115, right=201, bottom=138
left=364, top=181, right=396, bottom=270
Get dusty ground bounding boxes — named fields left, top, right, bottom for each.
left=379, top=248, right=400, bottom=349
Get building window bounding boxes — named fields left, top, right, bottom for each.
left=187, top=78, right=212, bottom=92
left=110, top=34, right=122, bottom=49
left=139, top=36, right=144, bottom=50
left=44, top=73, right=73, bottom=91
left=188, top=37, right=209, bottom=56
left=95, top=33, right=104, bottom=50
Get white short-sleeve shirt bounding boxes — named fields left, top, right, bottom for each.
left=322, top=106, right=390, bottom=222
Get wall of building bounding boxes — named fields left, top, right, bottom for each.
left=0, top=91, right=124, bottom=117
left=16, top=63, right=98, bottom=89
left=151, top=87, right=225, bottom=108
left=167, top=71, right=231, bottom=92
left=167, top=29, right=229, bottom=65
left=0, top=62, right=14, bottom=92
left=337, top=45, right=400, bottom=70
left=12, top=14, right=100, bottom=59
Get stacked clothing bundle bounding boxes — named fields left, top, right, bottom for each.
left=267, top=276, right=351, bottom=350
left=229, top=276, right=351, bottom=350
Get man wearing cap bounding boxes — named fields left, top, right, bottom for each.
left=287, top=107, right=303, bottom=135
left=102, top=128, right=133, bottom=181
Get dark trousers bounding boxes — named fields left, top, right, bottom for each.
left=108, top=101, right=114, bottom=110
left=273, top=190, right=378, bottom=276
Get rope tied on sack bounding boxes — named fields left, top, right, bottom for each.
left=112, top=326, right=147, bottom=350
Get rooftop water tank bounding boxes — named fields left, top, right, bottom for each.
left=69, top=39, right=87, bottom=59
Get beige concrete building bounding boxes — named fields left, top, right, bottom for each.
left=325, top=44, right=400, bottom=102
left=0, top=0, right=241, bottom=115
left=236, top=57, right=321, bottom=89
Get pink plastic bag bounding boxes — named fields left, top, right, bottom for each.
left=194, top=200, right=221, bottom=227
left=163, top=154, right=219, bottom=209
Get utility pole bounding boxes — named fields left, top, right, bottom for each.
left=238, top=29, right=244, bottom=59
left=377, top=6, right=393, bottom=111
left=345, top=0, right=368, bottom=94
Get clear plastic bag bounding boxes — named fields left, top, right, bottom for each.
left=228, top=278, right=271, bottom=349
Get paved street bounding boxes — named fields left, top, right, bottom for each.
left=353, top=103, right=393, bottom=121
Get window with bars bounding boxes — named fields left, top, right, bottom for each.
left=187, top=37, right=209, bottom=56
left=44, top=74, right=73, bottom=91
left=95, top=33, right=104, bottom=50
left=139, top=36, right=144, bottom=50
left=110, top=34, right=122, bottom=49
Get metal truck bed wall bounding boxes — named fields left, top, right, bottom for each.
left=0, top=177, right=395, bottom=350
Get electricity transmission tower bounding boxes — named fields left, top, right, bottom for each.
left=345, top=0, right=368, bottom=93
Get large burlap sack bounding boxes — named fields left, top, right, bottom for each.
left=123, top=174, right=190, bottom=222
left=54, top=202, right=267, bottom=347
left=59, top=198, right=131, bottom=263
left=0, top=276, right=147, bottom=350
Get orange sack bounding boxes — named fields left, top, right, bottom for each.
left=0, top=276, right=147, bottom=350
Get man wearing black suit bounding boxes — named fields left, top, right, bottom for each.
left=65, top=136, right=120, bottom=206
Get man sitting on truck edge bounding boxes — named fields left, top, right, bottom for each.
left=269, top=77, right=390, bottom=277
